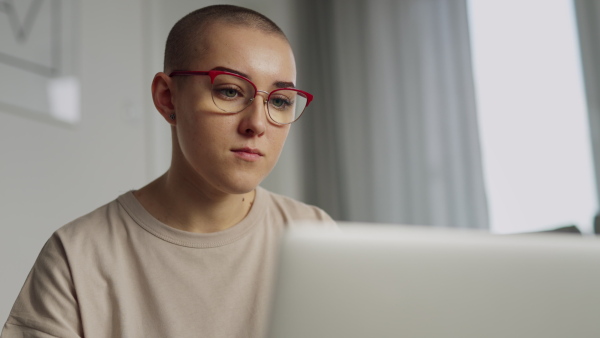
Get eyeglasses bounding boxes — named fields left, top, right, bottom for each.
left=169, top=70, right=314, bottom=125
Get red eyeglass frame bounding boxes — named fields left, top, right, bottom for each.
left=168, top=70, right=314, bottom=108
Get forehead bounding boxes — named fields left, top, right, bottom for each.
left=191, top=22, right=296, bottom=83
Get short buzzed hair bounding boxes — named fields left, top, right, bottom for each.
left=164, top=4, right=288, bottom=73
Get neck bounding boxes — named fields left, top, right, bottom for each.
left=134, top=171, right=256, bottom=233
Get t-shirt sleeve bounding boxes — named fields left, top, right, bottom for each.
left=313, top=207, right=337, bottom=227
left=1, top=234, right=82, bottom=338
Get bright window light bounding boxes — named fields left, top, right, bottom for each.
left=467, top=0, right=598, bottom=234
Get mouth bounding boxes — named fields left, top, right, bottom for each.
left=231, top=147, right=264, bottom=161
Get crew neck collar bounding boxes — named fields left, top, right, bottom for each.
left=117, top=187, right=267, bottom=248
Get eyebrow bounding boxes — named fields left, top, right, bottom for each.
left=274, top=81, right=296, bottom=89
left=211, top=66, right=296, bottom=89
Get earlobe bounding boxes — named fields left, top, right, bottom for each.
left=151, top=72, right=176, bottom=125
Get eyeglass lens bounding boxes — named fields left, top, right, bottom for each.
left=210, top=74, right=308, bottom=124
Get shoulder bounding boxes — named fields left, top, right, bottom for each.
left=1, top=198, right=128, bottom=338
left=258, top=187, right=335, bottom=226
left=54, top=196, right=123, bottom=242
left=50, top=194, right=136, bottom=260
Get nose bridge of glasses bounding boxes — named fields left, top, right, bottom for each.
left=256, top=90, right=269, bottom=104
left=248, top=91, right=269, bottom=105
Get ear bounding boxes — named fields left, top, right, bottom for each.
left=151, top=72, right=176, bottom=125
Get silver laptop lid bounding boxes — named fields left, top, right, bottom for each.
left=267, top=223, right=600, bottom=338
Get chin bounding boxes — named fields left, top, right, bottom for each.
left=225, top=185, right=257, bottom=195
left=219, top=176, right=265, bottom=195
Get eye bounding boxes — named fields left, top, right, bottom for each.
left=269, top=97, right=293, bottom=109
left=271, top=98, right=285, bottom=107
left=219, top=88, right=240, bottom=98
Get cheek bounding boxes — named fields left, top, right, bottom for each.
left=176, top=114, right=234, bottom=157
left=177, top=95, right=235, bottom=136
left=268, top=126, right=291, bottom=154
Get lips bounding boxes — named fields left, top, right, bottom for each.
left=231, top=147, right=264, bottom=161
left=231, top=147, right=263, bottom=156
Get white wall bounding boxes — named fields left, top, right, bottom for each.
left=0, top=0, right=303, bottom=322
left=0, top=0, right=149, bottom=322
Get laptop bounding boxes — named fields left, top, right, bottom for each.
left=266, top=222, right=600, bottom=338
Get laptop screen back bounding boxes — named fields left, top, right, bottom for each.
left=266, top=223, right=600, bottom=338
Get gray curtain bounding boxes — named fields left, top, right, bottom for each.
left=574, top=0, right=600, bottom=209
left=294, top=0, right=488, bottom=228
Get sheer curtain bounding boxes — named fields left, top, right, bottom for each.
left=574, top=0, right=600, bottom=209
left=294, top=0, right=488, bottom=228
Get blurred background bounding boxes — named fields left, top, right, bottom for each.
left=1, top=0, right=599, bottom=320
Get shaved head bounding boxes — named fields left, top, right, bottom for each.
left=164, top=4, right=288, bottom=73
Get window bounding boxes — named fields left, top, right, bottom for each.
left=467, top=0, right=598, bottom=234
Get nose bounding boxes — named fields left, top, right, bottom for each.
left=238, top=91, right=268, bottom=136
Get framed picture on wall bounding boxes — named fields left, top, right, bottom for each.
left=0, top=0, right=80, bottom=125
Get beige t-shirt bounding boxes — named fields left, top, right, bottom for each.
left=2, top=187, right=334, bottom=338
